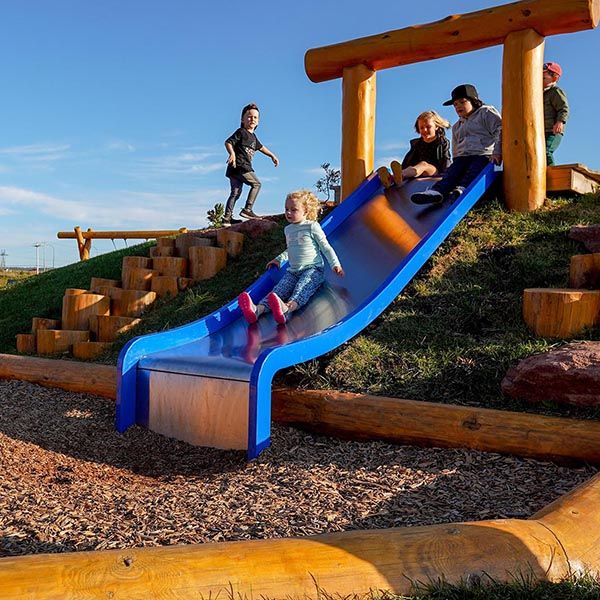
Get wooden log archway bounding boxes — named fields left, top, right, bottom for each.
left=305, top=0, right=600, bottom=209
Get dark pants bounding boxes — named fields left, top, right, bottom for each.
left=545, top=133, right=563, bottom=166
left=225, top=171, right=261, bottom=218
left=432, top=155, right=490, bottom=197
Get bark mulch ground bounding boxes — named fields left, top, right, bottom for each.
left=0, top=380, right=596, bottom=557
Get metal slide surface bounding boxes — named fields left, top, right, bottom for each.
left=116, top=163, right=500, bottom=458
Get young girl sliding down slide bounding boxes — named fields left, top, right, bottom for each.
left=238, top=190, right=344, bottom=324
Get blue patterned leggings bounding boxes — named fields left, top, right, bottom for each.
left=260, top=267, right=325, bottom=310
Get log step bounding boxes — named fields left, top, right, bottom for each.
left=31, top=317, right=60, bottom=333
left=216, top=229, right=245, bottom=257
left=149, top=246, right=175, bottom=258
left=122, top=256, right=152, bottom=271
left=175, top=233, right=213, bottom=260
left=37, top=329, right=90, bottom=355
left=189, top=246, right=227, bottom=281
left=569, top=253, right=600, bottom=289
left=62, top=293, right=110, bottom=331
left=151, top=276, right=193, bottom=299
left=89, top=315, right=141, bottom=342
left=90, top=277, right=121, bottom=293
left=523, top=288, right=600, bottom=338
left=16, top=334, right=36, bottom=354
left=122, top=267, right=159, bottom=291
left=72, top=341, right=112, bottom=360
left=111, top=289, right=157, bottom=317
left=151, top=256, right=188, bottom=278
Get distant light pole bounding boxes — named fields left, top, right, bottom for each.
left=43, top=242, right=55, bottom=270
left=33, top=243, right=42, bottom=274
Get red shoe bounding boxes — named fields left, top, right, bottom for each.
left=267, top=292, right=288, bottom=324
left=238, top=291, right=258, bottom=324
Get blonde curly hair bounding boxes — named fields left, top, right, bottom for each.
left=286, top=190, right=322, bottom=221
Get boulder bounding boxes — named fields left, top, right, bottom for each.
left=569, top=225, right=600, bottom=253
left=501, top=341, right=600, bottom=407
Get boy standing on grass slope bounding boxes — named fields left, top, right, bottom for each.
left=543, top=62, right=569, bottom=166
left=223, top=103, right=279, bottom=226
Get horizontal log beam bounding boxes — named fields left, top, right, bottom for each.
left=0, top=473, right=598, bottom=598
left=57, top=228, right=188, bottom=240
left=0, top=354, right=116, bottom=399
left=272, top=388, right=600, bottom=465
left=1, top=355, right=599, bottom=465
left=305, top=0, right=600, bottom=82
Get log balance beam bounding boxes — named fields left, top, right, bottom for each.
left=304, top=0, right=600, bottom=207
left=1, top=353, right=599, bottom=596
left=57, top=226, right=189, bottom=260
left=1, top=354, right=599, bottom=465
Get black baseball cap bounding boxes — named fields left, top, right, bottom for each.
left=443, top=84, right=480, bottom=106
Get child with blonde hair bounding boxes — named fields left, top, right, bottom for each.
left=238, top=190, right=344, bottom=324
left=397, top=110, right=451, bottom=180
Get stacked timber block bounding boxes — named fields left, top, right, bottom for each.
left=16, top=229, right=246, bottom=358
left=523, top=252, right=600, bottom=338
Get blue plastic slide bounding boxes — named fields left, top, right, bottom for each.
left=116, top=163, right=500, bottom=458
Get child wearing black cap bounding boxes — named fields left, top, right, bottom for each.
left=411, top=84, right=502, bottom=205
left=543, top=62, right=569, bottom=166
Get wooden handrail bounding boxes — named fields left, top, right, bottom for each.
left=56, top=227, right=188, bottom=260
left=305, top=0, right=600, bottom=82
left=57, top=227, right=188, bottom=240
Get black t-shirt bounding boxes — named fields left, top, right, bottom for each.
left=225, top=127, right=263, bottom=177
left=401, top=134, right=451, bottom=173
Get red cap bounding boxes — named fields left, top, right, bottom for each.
left=544, top=62, right=562, bottom=77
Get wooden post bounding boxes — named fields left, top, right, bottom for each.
left=73, top=226, right=91, bottom=261
left=341, top=64, right=376, bottom=200
left=502, top=29, right=546, bottom=212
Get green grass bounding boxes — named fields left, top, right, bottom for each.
left=1, top=196, right=599, bottom=421
left=0, top=243, right=153, bottom=352
left=376, top=573, right=600, bottom=599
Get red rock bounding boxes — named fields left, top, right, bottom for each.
left=501, top=341, right=600, bottom=407
left=569, top=225, right=600, bottom=253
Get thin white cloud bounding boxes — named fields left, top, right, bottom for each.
left=105, top=140, right=136, bottom=152
left=305, top=165, right=340, bottom=176
left=133, top=151, right=224, bottom=177
left=0, top=143, right=70, bottom=162
left=376, top=155, right=404, bottom=166
left=0, top=185, right=223, bottom=230
left=378, top=142, right=409, bottom=152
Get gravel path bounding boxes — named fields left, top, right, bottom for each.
left=0, top=380, right=596, bottom=557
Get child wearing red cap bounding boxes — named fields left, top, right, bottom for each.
left=543, top=62, right=569, bottom=166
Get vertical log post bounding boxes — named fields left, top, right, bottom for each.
left=341, top=64, right=376, bottom=200
left=73, top=226, right=93, bottom=261
left=502, top=29, right=546, bottom=212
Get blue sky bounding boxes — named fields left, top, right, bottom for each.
left=1, top=1, right=599, bottom=267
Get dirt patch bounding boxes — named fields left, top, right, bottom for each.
left=0, top=380, right=595, bottom=557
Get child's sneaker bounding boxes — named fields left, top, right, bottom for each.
left=446, top=187, right=465, bottom=203
left=390, top=160, right=403, bottom=185
left=238, top=291, right=258, bottom=324
left=411, top=189, right=444, bottom=205
left=267, top=292, right=289, bottom=324
left=239, top=208, right=262, bottom=220
left=223, top=217, right=243, bottom=227
left=376, top=166, right=393, bottom=189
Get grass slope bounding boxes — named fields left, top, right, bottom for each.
left=1, top=196, right=599, bottom=420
